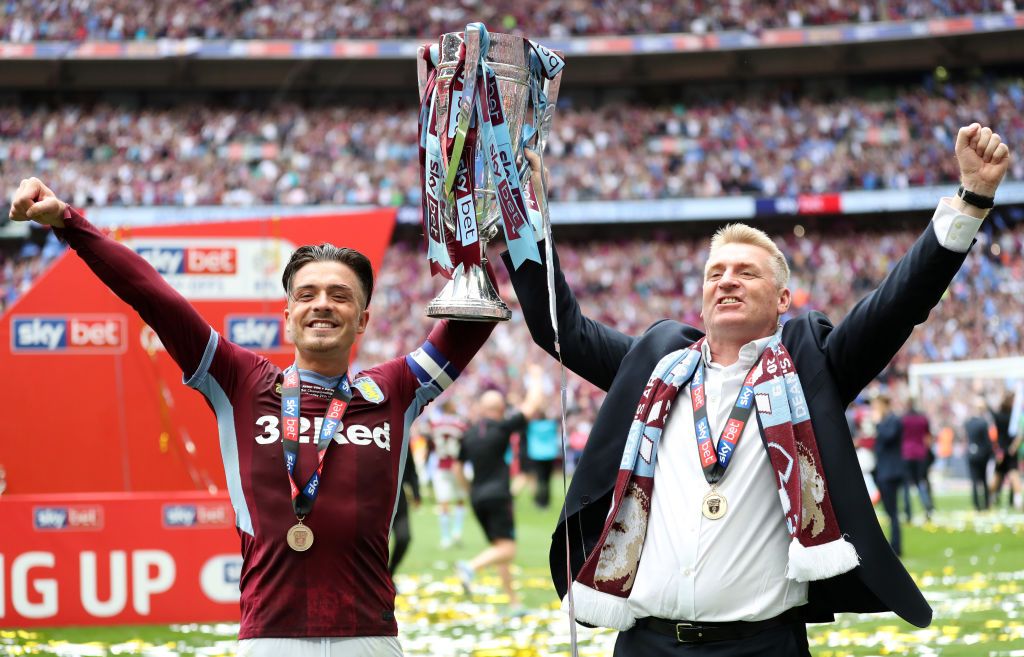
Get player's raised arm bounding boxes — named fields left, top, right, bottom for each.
left=9, top=177, right=214, bottom=379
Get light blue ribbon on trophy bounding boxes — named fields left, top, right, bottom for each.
left=519, top=43, right=564, bottom=237
left=424, top=89, right=454, bottom=275
left=443, top=23, right=483, bottom=198
left=474, top=24, right=541, bottom=269
left=419, top=43, right=455, bottom=277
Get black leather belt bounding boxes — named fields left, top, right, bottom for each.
left=635, top=607, right=802, bottom=643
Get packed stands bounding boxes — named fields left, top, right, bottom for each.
left=1, top=77, right=1022, bottom=210
left=2, top=0, right=1017, bottom=41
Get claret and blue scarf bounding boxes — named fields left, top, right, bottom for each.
left=568, top=334, right=860, bottom=630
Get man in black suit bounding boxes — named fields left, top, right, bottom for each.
left=509, top=124, right=1010, bottom=656
left=872, top=395, right=905, bottom=556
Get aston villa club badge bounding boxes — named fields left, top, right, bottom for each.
left=353, top=376, right=385, bottom=404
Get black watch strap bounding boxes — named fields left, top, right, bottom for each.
left=957, top=185, right=995, bottom=209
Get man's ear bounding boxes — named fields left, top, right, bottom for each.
left=357, top=308, right=370, bottom=334
left=777, top=287, right=792, bottom=315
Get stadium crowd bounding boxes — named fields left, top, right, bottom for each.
left=1, top=0, right=1017, bottom=41
left=1, top=78, right=1022, bottom=209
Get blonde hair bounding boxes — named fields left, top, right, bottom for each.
left=707, top=223, right=790, bottom=288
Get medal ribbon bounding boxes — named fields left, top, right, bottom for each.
left=281, top=366, right=353, bottom=517
left=690, top=355, right=760, bottom=485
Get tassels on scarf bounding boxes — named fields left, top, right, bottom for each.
left=787, top=536, right=860, bottom=583
left=563, top=581, right=637, bottom=631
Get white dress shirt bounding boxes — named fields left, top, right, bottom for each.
left=628, top=200, right=981, bottom=622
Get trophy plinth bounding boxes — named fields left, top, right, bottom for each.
left=425, top=259, right=511, bottom=322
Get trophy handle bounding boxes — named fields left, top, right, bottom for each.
left=416, top=44, right=431, bottom=103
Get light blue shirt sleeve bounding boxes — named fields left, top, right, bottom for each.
left=931, top=198, right=985, bottom=253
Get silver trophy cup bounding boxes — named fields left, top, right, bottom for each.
left=418, top=30, right=562, bottom=321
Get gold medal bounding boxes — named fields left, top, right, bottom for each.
left=702, top=489, right=727, bottom=520
left=287, top=521, right=314, bottom=551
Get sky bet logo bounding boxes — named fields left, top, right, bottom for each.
left=12, top=315, right=127, bottom=354
left=162, top=502, right=233, bottom=529
left=226, top=316, right=291, bottom=351
left=135, top=246, right=237, bottom=275
left=33, top=505, right=104, bottom=531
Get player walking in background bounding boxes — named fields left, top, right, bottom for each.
left=456, top=367, right=545, bottom=611
left=422, top=399, right=469, bottom=549
left=990, top=391, right=1023, bottom=509
left=901, top=399, right=935, bottom=523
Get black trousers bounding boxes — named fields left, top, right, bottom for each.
left=533, top=458, right=555, bottom=508
left=902, top=459, right=934, bottom=521
left=876, top=477, right=902, bottom=556
left=613, top=620, right=810, bottom=656
left=968, top=459, right=991, bottom=510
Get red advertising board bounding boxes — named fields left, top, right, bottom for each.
left=0, top=210, right=396, bottom=495
left=0, top=492, right=240, bottom=626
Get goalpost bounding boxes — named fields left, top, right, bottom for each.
left=907, top=357, right=1024, bottom=401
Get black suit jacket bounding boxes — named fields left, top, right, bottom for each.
left=504, top=222, right=969, bottom=629
left=874, top=413, right=906, bottom=482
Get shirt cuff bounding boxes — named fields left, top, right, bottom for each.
left=931, top=198, right=984, bottom=253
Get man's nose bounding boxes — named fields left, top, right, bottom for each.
left=311, top=291, right=331, bottom=308
left=718, top=271, right=740, bottom=287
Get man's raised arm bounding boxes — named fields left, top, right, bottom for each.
left=502, top=151, right=635, bottom=392
left=823, top=124, right=1012, bottom=404
left=9, top=178, right=214, bottom=379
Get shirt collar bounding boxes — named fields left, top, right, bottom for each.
left=701, top=331, right=778, bottom=371
left=297, top=368, right=346, bottom=389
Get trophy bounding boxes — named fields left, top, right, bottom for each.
left=417, top=23, right=564, bottom=321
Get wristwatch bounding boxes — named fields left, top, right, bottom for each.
left=957, top=185, right=995, bottom=209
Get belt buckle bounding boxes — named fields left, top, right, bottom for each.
left=675, top=621, right=703, bottom=643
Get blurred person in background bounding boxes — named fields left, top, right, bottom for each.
left=874, top=395, right=906, bottom=555
left=455, top=368, right=545, bottom=612
left=851, top=400, right=881, bottom=505
left=509, top=125, right=1010, bottom=655
left=900, top=398, right=935, bottom=523
left=9, top=177, right=497, bottom=657
left=524, top=411, right=561, bottom=509
left=964, top=399, right=994, bottom=511
left=421, top=398, right=470, bottom=549
left=1010, top=382, right=1024, bottom=482
left=990, top=391, right=1022, bottom=510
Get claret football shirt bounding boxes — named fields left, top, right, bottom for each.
left=57, top=209, right=494, bottom=638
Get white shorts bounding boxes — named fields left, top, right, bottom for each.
left=237, top=636, right=402, bottom=657
left=432, top=469, right=464, bottom=504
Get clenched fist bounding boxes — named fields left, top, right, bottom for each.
left=956, top=123, right=1011, bottom=199
left=9, top=178, right=67, bottom=228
